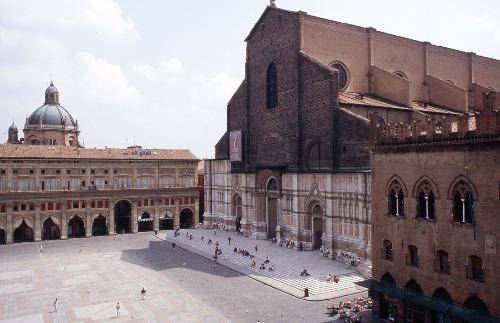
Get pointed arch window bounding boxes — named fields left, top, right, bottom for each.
left=452, top=180, right=474, bottom=224
left=266, top=63, right=278, bottom=109
left=466, top=255, right=484, bottom=282
left=417, top=181, right=435, bottom=220
left=382, top=239, right=393, bottom=261
left=435, top=250, right=450, bottom=274
left=387, top=180, right=405, bottom=217
left=407, top=245, right=419, bottom=267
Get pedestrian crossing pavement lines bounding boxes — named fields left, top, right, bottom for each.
left=162, top=232, right=364, bottom=296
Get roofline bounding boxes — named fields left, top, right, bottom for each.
left=247, top=6, right=499, bottom=62
left=245, top=6, right=299, bottom=42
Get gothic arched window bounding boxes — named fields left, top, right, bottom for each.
left=382, top=239, right=393, bottom=261
left=452, top=180, right=474, bottom=223
left=417, top=180, right=435, bottom=220
left=266, top=63, right=278, bottom=109
left=387, top=179, right=405, bottom=217
left=407, top=245, right=419, bottom=267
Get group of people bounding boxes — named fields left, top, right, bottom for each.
left=300, top=268, right=310, bottom=277
left=173, top=226, right=182, bottom=237
left=326, top=273, right=340, bottom=283
left=277, top=238, right=296, bottom=249
left=327, top=297, right=372, bottom=322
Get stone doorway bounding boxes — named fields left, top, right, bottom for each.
left=92, top=215, right=107, bottom=236
left=42, top=217, right=60, bottom=240
left=138, top=212, right=154, bottom=232
left=180, top=209, right=193, bottom=229
left=68, top=216, right=85, bottom=238
left=159, top=209, right=174, bottom=230
left=0, top=228, right=5, bottom=244
left=14, top=220, right=34, bottom=243
left=266, top=178, right=278, bottom=239
left=232, top=194, right=243, bottom=232
left=115, top=200, right=132, bottom=234
left=312, top=217, right=324, bottom=250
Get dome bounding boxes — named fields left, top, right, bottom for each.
left=26, top=82, right=77, bottom=129
left=27, top=104, right=77, bottom=128
left=8, top=123, right=18, bottom=132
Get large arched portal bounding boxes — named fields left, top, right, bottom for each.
left=42, top=217, right=60, bottom=240
left=180, top=208, right=194, bottom=229
left=159, top=210, right=174, bottom=230
left=232, top=194, right=243, bottom=232
left=115, top=200, right=132, bottom=234
left=266, top=178, right=278, bottom=239
left=138, top=211, right=154, bottom=232
left=14, top=220, right=34, bottom=243
left=0, top=228, right=5, bottom=244
left=311, top=204, right=324, bottom=250
left=92, top=215, right=107, bottom=236
left=68, top=216, right=85, bottom=238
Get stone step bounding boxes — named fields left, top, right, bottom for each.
left=164, top=232, right=365, bottom=296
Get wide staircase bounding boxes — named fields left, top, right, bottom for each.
left=162, top=231, right=365, bottom=299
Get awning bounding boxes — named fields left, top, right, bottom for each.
left=359, top=279, right=499, bottom=323
left=138, top=218, right=154, bottom=222
left=160, top=210, right=174, bottom=220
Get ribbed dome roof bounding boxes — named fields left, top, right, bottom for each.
left=26, top=82, right=77, bottom=129
left=8, top=123, right=18, bottom=132
left=27, top=104, right=76, bottom=128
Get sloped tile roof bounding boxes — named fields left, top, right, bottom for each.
left=0, top=144, right=199, bottom=161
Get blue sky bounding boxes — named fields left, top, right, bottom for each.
left=1, top=0, right=499, bottom=158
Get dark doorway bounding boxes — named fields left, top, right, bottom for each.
left=267, top=198, right=278, bottom=239
left=0, top=228, right=5, bottom=244
left=68, top=216, right=85, bottom=238
left=14, top=220, right=34, bottom=243
left=42, top=217, right=60, bottom=240
left=92, top=215, right=107, bottom=236
left=180, top=209, right=193, bottom=229
left=138, top=212, right=154, bottom=232
left=233, top=194, right=242, bottom=232
left=160, top=218, right=173, bottom=230
left=115, top=200, right=132, bottom=234
left=313, top=217, right=324, bottom=250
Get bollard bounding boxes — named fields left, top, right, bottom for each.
left=304, top=288, right=309, bottom=298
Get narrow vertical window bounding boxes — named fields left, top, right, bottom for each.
left=266, top=63, right=278, bottom=109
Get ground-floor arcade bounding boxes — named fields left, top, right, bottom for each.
left=0, top=193, right=199, bottom=244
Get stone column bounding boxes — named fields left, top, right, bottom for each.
left=34, top=201, right=41, bottom=241
left=60, top=201, right=67, bottom=240
left=132, top=199, right=138, bottom=233
left=153, top=198, right=160, bottom=231
left=174, top=196, right=180, bottom=228
left=108, top=199, right=115, bottom=235
left=6, top=203, right=13, bottom=244
left=85, top=200, right=92, bottom=237
left=194, top=200, right=199, bottom=227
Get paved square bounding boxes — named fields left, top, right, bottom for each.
left=0, top=233, right=371, bottom=322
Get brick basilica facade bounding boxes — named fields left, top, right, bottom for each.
left=0, top=83, right=200, bottom=244
left=203, top=3, right=500, bottom=276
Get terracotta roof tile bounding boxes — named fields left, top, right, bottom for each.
left=0, top=144, right=199, bottom=161
left=339, top=92, right=460, bottom=115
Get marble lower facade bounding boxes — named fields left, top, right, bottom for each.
left=0, top=188, right=199, bottom=244
left=204, top=159, right=372, bottom=260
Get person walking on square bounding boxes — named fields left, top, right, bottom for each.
left=53, top=298, right=59, bottom=312
left=141, top=287, right=146, bottom=300
left=115, top=302, right=121, bottom=317
left=254, top=245, right=258, bottom=253
left=228, top=236, right=231, bottom=245
left=39, top=245, right=43, bottom=254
